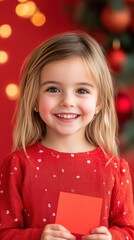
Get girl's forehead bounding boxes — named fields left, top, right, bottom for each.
left=40, top=57, right=95, bottom=76
left=40, top=57, right=98, bottom=87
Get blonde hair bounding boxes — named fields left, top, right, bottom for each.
left=13, top=31, right=119, bottom=156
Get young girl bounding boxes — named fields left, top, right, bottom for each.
left=0, top=32, right=134, bottom=240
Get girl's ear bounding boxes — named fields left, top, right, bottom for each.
left=95, top=106, right=101, bottom=114
left=34, top=101, right=39, bottom=112
left=34, top=106, right=38, bottom=112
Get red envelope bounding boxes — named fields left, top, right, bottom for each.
left=55, top=192, right=103, bottom=235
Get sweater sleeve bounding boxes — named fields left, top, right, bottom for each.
left=108, top=158, right=134, bottom=240
left=0, top=153, right=43, bottom=240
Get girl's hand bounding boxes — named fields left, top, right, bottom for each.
left=40, top=224, right=76, bottom=240
left=82, top=226, right=112, bottom=240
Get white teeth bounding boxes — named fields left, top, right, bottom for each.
left=57, top=114, right=78, bottom=119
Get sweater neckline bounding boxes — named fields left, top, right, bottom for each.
left=37, top=141, right=102, bottom=156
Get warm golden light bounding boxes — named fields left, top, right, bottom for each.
left=0, top=51, right=8, bottom=64
left=5, top=84, right=19, bottom=100
left=18, top=0, right=28, bottom=2
left=0, top=24, right=12, bottom=38
left=15, top=1, right=37, bottom=18
left=31, top=11, right=46, bottom=26
left=113, top=39, right=121, bottom=49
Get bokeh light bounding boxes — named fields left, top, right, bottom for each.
left=15, top=1, right=37, bottom=18
left=31, top=11, right=46, bottom=26
left=18, top=0, right=28, bottom=2
left=5, top=83, right=19, bottom=100
left=0, top=51, right=8, bottom=64
left=0, top=24, right=12, bottom=38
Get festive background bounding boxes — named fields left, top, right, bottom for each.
left=64, top=0, right=134, bottom=184
left=0, top=0, right=134, bottom=185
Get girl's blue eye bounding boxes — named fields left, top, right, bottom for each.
left=77, top=88, right=89, bottom=94
left=46, top=87, right=60, bottom=93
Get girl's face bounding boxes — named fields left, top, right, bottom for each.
left=38, top=57, right=99, bottom=139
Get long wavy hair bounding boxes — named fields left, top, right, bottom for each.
left=13, top=31, right=119, bottom=156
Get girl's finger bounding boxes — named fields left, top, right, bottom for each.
left=48, top=230, right=75, bottom=240
left=43, top=224, right=76, bottom=240
left=45, top=223, right=71, bottom=232
left=91, top=226, right=111, bottom=235
left=82, top=234, right=109, bottom=240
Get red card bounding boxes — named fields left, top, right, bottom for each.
left=55, top=192, right=103, bottom=235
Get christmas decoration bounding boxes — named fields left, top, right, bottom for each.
left=107, top=40, right=126, bottom=73
left=64, top=0, right=134, bottom=160
left=115, top=91, right=133, bottom=124
left=100, top=6, right=131, bottom=33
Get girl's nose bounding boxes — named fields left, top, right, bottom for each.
left=59, top=93, right=75, bottom=108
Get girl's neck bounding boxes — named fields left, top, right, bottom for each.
left=41, top=133, right=96, bottom=153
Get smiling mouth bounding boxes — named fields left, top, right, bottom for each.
left=55, top=113, right=79, bottom=119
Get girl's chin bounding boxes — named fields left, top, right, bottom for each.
left=50, top=128, right=84, bottom=138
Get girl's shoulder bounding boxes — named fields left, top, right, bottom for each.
left=0, top=142, right=39, bottom=168
left=102, top=150, right=131, bottom=178
left=98, top=148, right=130, bottom=171
left=0, top=150, right=25, bottom=172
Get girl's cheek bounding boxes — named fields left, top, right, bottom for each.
left=82, top=103, right=96, bottom=116
left=38, top=99, right=53, bottom=113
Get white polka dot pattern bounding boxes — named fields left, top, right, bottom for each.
left=0, top=142, right=133, bottom=239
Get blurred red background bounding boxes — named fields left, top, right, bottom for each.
left=0, top=0, right=76, bottom=160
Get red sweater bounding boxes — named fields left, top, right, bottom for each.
left=0, top=142, right=134, bottom=240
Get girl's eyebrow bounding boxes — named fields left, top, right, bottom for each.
left=76, top=82, right=95, bottom=88
left=40, top=80, right=95, bottom=88
left=40, top=81, right=59, bottom=86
